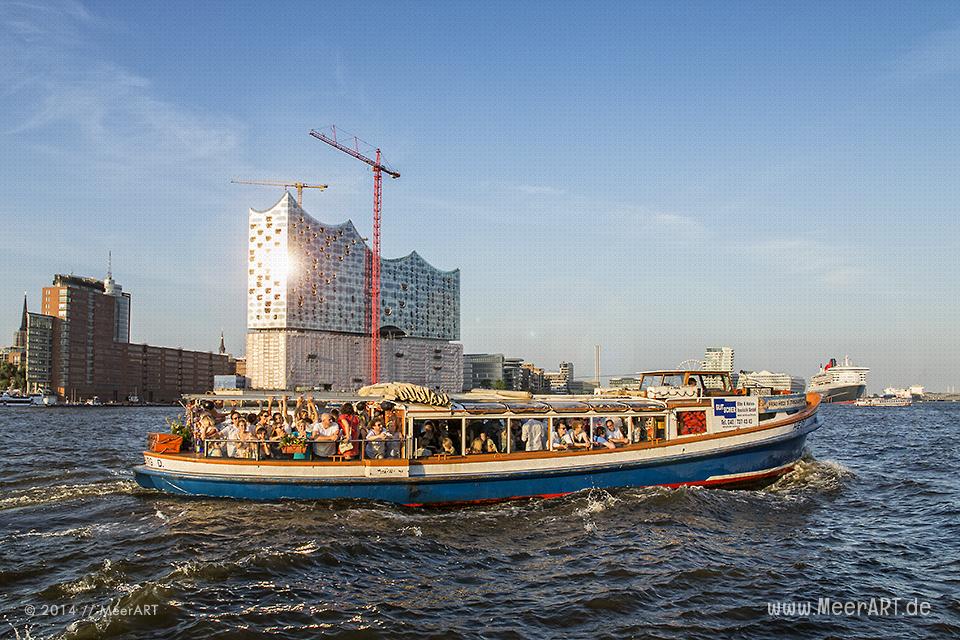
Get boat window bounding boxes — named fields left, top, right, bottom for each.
left=592, top=416, right=629, bottom=448
left=644, top=374, right=682, bottom=388
left=466, top=418, right=504, bottom=454
left=412, top=419, right=465, bottom=458
left=640, top=375, right=663, bottom=391
left=633, top=415, right=666, bottom=442
left=677, top=410, right=707, bottom=436
left=701, top=373, right=729, bottom=391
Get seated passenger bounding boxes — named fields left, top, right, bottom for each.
left=570, top=421, right=591, bottom=449
left=419, top=421, right=440, bottom=452
left=552, top=423, right=574, bottom=450
left=592, top=425, right=616, bottom=450
left=604, top=419, right=628, bottom=446
left=310, top=412, right=340, bottom=458
left=470, top=432, right=495, bottom=454
left=440, top=437, right=457, bottom=455
left=632, top=417, right=652, bottom=443
left=365, top=420, right=388, bottom=460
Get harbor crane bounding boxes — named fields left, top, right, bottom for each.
left=309, top=125, right=400, bottom=385
left=230, top=179, right=328, bottom=207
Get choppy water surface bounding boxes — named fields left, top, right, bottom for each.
left=1, top=405, right=958, bottom=639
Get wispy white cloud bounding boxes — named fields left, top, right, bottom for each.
left=651, top=212, right=699, bottom=227
left=0, top=1, right=242, bottom=173
left=891, top=23, right=960, bottom=81
left=746, top=237, right=865, bottom=286
left=513, top=183, right=566, bottom=196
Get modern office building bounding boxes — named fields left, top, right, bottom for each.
left=462, top=354, right=553, bottom=392
left=462, top=353, right=506, bottom=390
left=24, top=312, right=54, bottom=391
left=245, top=193, right=462, bottom=391
left=22, top=272, right=231, bottom=402
left=703, top=346, right=735, bottom=372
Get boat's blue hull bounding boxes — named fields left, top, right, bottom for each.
left=134, top=424, right=813, bottom=505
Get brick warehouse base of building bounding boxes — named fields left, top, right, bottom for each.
left=246, top=331, right=462, bottom=392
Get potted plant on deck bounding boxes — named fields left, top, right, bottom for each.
left=279, top=434, right=308, bottom=455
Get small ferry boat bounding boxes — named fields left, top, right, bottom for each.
left=133, top=371, right=822, bottom=505
left=0, top=391, right=54, bottom=407
left=854, top=395, right=912, bottom=407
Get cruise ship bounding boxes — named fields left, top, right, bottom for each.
left=809, top=356, right=868, bottom=403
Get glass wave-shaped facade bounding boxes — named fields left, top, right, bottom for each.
left=248, top=193, right=459, bottom=341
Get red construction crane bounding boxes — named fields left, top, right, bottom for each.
left=309, top=126, right=400, bottom=385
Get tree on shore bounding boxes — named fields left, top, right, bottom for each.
left=0, top=362, right=26, bottom=392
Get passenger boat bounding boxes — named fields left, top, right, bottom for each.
left=853, top=395, right=912, bottom=407
left=133, top=371, right=822, bottom=506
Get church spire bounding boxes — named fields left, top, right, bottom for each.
left=19, top=293, right=27, bottom=332
left=218, top=330, right=226, bottom=356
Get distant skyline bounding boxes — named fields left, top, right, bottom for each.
left=2, top=2, right=959, bottom=391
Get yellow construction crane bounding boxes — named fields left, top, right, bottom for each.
left=231, top=179, right=329, bottom=206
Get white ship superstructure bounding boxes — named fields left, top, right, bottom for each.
left=809, top=356, right=868, bottom=403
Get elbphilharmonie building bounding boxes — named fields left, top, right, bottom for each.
left=245, top=193, right=463, bottom=391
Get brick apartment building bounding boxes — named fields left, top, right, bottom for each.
left=24, top=272, right=232, bottom=403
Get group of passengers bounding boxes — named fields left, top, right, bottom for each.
left=186, top=396, right=403, bottom=460
left=411, top=416, right=648, bottom=457
left=186, top=398, right=662, bottom=461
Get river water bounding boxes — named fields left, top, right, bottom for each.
left=1, top=404, right=958, bottom=639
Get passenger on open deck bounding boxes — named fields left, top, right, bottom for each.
left=385, top=419, right=402, bottom=458
left=365, top=419, right=388, bottom=459
left=232, top=415, right=253, bottom=458
left=311, top=412, right=340, bottom=458
left=337, top=403, right=360, bottom=459
left=219, top=415, right=243, bottom=458
left=199, top=414, right=222, bottom=456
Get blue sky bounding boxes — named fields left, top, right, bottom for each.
left=2, top=1, right=959, bottom=390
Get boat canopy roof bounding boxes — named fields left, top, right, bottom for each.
left=181, top=391, right=667, bottom=415
left=638, top=370, right=731, bottom=377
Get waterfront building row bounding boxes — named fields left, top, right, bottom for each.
left=22, top=273, right=231, bottom=403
